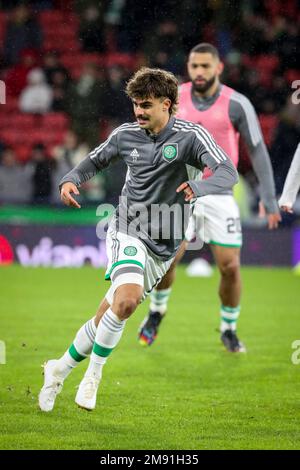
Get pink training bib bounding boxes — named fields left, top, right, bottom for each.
left=177, top=83, right=240, bottom=178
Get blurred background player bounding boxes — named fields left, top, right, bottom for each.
left=278, top=143, right=300, bottom=213
left=138, top=43, right=281, bottom=352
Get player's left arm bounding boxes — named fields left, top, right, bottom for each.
left=177, top=128, right=239, bottom=201
left=229, top=93, right=281, bottom=229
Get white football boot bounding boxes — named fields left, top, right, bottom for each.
left=75, top=375, right=100, bottom=411
left=38, top=360, right=64, bottom=412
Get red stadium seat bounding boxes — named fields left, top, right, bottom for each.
left=66, top=13, right=80, bottom=31
left=43, top=24, right=77, bottom=40
left=68, top=64, right=84, bottom=80
left=0, top=113, right=8, bottom=129
left=0, top=129, right=29, bottom=145
left=39, top=10, right=64, bottom=25
left=61, top=53, right=105, bottom=68
left=80, top=53, right=106, bottom=67
left=0, top=14, right=7, bottom=47
left=43, top=38, right=81, bottom=53
left=259, top=114, right=279, bottom=147
left=26, top=129, right=66, bottom=146
left=105, top=53, right=137, bottom=70
left=14, top=145, right=32, bottom=163
left=0, top=12, right=8, bottom=22
left=1, top=97, right=19, bottom=114
left=60, top=53, right=81, bottom=69
left=285, top=69, right=299, bottom=84
left=9, top=113, right=36, bottom=130
left=256, top=55, right=279, bottom=72
left=42, top=113, right=69, bottom=131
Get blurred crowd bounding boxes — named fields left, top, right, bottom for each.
left=0, top=0, right=299, bottom=214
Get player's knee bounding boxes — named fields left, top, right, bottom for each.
left=115, top=296, right=140, bottom=320
left=219, top=258, right=240, bottom=278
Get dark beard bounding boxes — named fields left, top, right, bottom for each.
left=192, top=75, right=217, bottom=94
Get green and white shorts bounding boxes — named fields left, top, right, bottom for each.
left=104, top=226, right=174, bottom=305
left=185, top=195, right=243, bottom=248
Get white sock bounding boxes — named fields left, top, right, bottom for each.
left=220, top=305, right=241, bottom=332
left=85, top=308, right=126, bottom=380
left=54, top=317, right=96, bottom=379
left=150, top=288, right=172, bottom=315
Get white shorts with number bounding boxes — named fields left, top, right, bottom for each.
left=104, top=226, right=174, bottom=305
left=185, top=195, right=242, bottom=248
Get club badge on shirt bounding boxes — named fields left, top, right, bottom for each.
left=162, top=143, right=178, bottom=163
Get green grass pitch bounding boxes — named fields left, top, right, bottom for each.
left=0, top=265, right=299, bottom=450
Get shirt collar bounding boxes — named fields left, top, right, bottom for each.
left=145, top=116, right=176, bottom=142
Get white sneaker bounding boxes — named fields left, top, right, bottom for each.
left=75, top=375, right=100, bottom=411
left=38, top=360, right=64, bottom=412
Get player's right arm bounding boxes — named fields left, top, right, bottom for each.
left=278, top=143, right=300, bottom=213
left=59, top=128, right=120, bottom=208
left=229, top=92, right=280, bottom=228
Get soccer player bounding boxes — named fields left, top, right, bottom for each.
left=278, top=143, right=300, bottom=213
left=39, top=67, right=238, bottom=412
left=138, top=43, right=281, bottom=352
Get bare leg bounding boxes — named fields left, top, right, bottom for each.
left=210, top=245, right=245, bottom=352
left=138, top=240, right=188, bottom=345
left=112, top=284, right=143, bottom=320
left=210, top=245, right=241, bottom=307
left=155, top=240, right=188, bottom=290
left=76, top=283, right=144, bottom=410
left=95, top=297, right=111, bottom=327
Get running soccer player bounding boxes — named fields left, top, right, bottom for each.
left=278, top=143, right=300, bottom=213
left=138, top=43, right=281, bottom=352
left=39, top=67, right=238, bottom=412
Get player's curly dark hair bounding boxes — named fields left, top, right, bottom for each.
left=126, top=67, right=179, bottom=115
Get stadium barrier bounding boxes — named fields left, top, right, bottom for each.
left=0, top=224, right=295, bottom=267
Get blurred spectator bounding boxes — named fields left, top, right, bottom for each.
left=144, top=20, right=185, bottom=74
left=274, top=21, right=300, bottom=71
left=51, top=130, right=89, bottom=203
left=66, top=63, right=106, bottom=146
left=50, top=130, right=105, bottom=203
left=0, top=147, right=32, bottom=204
left=271, top=100, right=300, bottom=194
left=4, top=4, right=42, bottom=65
left=0, top=141, right=6, bottom=161
left=79, top=5, right=106, bottom=53
left=238, top=14, right=270, bottom=56
left=5, top=49, right=38, bottom=97
left=51, top=75, right=70, bottom=112
left=102, top=66, right=132, bottom=124
left=19, top=68, right=53, bottom=114
left=52, top=130, right=89, bottom=169
left=42, top=52, right=71, bottom=112
left=29, top=143, right=53, bottom=204
left=43, top=51, right=70, bottom=87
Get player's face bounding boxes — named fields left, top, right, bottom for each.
left=187, top=52, right=223, bottom=94
left=132, top=97, right=171, bottom=133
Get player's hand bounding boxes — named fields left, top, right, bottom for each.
left=60, top=182, right=81, bottom=208
left=176, top=182, right=195, bottom=201
left=280, top=204, right=293, bottom=214
left=258, top=201, right=281, bottom=229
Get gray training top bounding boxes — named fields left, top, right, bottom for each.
left=191, top=84, right=278, bottom=214
left=60, top=116, right=238, bottom=260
